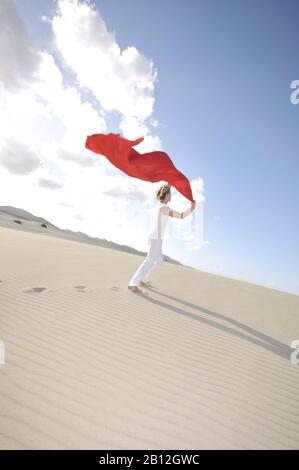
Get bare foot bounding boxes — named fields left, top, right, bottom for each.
left=139, top=281, right=150, bottom=287
left=128, top=285, right=143, bottom=293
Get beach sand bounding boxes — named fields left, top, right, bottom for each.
left=0, top=224, right=299, bottom=449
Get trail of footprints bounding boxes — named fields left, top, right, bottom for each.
left=21, top=285, right=93, bottom=294
left=0, top=280, right=154, bottom=294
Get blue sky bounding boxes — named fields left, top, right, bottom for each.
left=7, top=0, right=299, bottom=294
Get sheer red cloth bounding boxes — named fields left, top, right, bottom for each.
left=85, top=133, right=194, bottom=202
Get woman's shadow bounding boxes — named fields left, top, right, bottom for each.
left=142, top=286, right=292, bottom=362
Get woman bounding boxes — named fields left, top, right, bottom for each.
left=128, top=184, right=196, bottom=293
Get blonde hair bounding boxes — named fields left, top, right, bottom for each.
left=156, top=184, right=171, bottom=202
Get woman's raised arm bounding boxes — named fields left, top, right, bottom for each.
left=160, top=201, right=197, bottom=219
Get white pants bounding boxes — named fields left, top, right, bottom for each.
left=128, top=238, right=164, bottom=286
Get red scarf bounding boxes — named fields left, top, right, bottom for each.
left=85, top=133, right=194, bottom=202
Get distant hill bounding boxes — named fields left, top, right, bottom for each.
left=0, top=205, right=187, bottom=267
left=0, top=206, right=58, bottom=228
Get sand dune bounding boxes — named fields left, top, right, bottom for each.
left=0, top=224, right=299, bottom=449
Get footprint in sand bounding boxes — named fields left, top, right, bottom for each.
left=108, top=285, right=149, bottom=295
left=22, top=286, right=51, bottom=294
left=74, top=285, right=90, bottom=293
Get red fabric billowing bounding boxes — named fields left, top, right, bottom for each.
left=85, top=132, right=194, bottom=202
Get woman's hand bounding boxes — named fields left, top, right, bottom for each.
left=191, top=201, right=197, bottom=211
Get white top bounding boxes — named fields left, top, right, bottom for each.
left=147, top=201, right=170, bottom=241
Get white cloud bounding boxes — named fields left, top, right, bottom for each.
left=73, top=213, right=84, bottom=220
left=119, top=115, right=162, bottom=152
left=0, top=0, right=42, bottom=92
left=0, top=0, right=204, bottom=257
left=37, top=176, right=64, bottom=190
left=103, top=185, right=148, bottom=202
left=32, top=50, right=107, bottom=147
left=59, top=201, right=74, bottom=208
left=51, top=0, right=158, bottom=139
left=57, top=147, right=94, bottom=166
left=0, top=137, right=41, bottom=174
left=191, top=177, right=205, bottom=204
